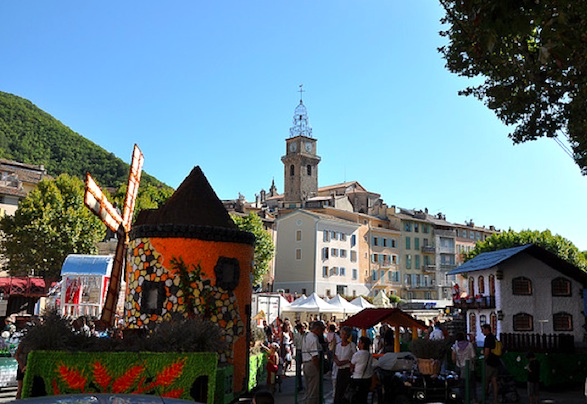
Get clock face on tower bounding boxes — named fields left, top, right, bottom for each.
left=305, top=141, right=312, bottom=152
left=289, top=142, right=297, bottom=152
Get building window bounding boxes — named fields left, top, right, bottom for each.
left=489, top=274, right=496, bottom=296
left=480, top=314, right=487, bottom=325
left=326, top=289, right=331, bottom=297
left=330, top=267, right=338, bottom=276
left=414, top=238, right=420, bottom=250
left=414, top=223, right=419, bottom=233
left=340, top=233, right=347, bottom=241
left=323, top=230, right=330, bottom=242
left=331, top=248, right=338, bottom=257
left=350, top=251, right=357, bottom=262
left=405, top=254, right=412, bottom=269
left=350, top=234, right=356, bottom=247
left=340, top=249, right=347, bottom=258
left=322, top=266, right=328, bottom=278
left=392, top=271, right=400, bottom=282
left=340, top=267, right=346, bottom=276
left=552, top=277, right=572, bottom=296
left=290, top=165, right=295, bottom=176
left=405, top=274, right=411, bottom=285
left=295, top=249, right=302, bottom=260
left=372, top=236, right=379, bottom=246
left=490, top=312, right=497, bottom=333
left=307, top=165, right=312, bottom=176
left=296, top=230, right=302, bottom=241
left=405, top=237, right=411, bottom=250
left=352, top=268, right=358, bottom=280
left=469, top=313, right=476, bottom=333
left=553, top=312, right=573, bottom=331
left=513, top=313, right=534, bottom=331
left=478, top=276, right=485, bottom=294
left=512, top=277, right=532, bottom=295
left=372, top=270, right=378, bottom=281
left=415, top=255, right=420, bottom=269
left=404, top=222, right=412, bottom=232
left=392, top=255, right=398, bottom=264
left=331, top=231, right=337, bottom=240
left=469, top=277, right=474, bottom=295
left=422, top=224, right=430, bottom=234
left=322, top=247, right=329, bottom=259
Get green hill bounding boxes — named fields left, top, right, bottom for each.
left=0, top=90, right=167, bottom=189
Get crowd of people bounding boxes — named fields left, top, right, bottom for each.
left=258, top=316, right=547, bottom=404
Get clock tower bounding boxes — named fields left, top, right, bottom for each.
left=281, top=95, right=321, bottom=207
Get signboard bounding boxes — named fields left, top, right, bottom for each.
left=253, top=294, right=282, bottom=326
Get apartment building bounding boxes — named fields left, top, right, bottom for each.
left=273, top=209, right=364, bottom=297
left=0, top=160, right=48, bottom=217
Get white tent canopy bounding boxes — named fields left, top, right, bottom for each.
left=351, top=296, right=375, bottom=309
left=289, top=294, right=308, bottom=307
left=373, top=290, right=391, bottom=307
left=284, top=292, right=339, bottom=313
left=327, top=294, right=362, bottom=314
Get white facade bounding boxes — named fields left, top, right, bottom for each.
left=459, top=251, right=586, bottom=346
left=273, top=210, right=366, bottom=297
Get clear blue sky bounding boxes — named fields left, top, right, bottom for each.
left=2, top=2, right=586, bottom=250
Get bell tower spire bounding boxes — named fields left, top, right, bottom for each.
left=281, top=86, right=321, bottom=207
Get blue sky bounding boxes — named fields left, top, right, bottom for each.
left=2, top=1, right=586, bottom=250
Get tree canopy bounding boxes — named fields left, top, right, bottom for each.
left=230, top=213, right=275, bottom=287
left=439, top=1, right=587, bottom=174
left=0, top=174, right=105, bottom=282
left=464, top=229, right=587, bottom=272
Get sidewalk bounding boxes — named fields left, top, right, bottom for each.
left=258, top=366, right=585, bottom=404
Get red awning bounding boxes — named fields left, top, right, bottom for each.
left=0, top=277, right=48, bottom=296
left=340, top=308, right=427, bottom=330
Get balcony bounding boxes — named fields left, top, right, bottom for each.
left=421, top=245, right=436, bottom=254
left=422, top=264, right=436, bottom=273
left=439, top=264, right=457, bottom=271
left=452, top=295, right=496, bottom=309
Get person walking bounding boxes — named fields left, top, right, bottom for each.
left=302, top=320, right=325, bottom=404
left=293, top=322, right=307, bottom=392
left=526, top=352, right=540, bottom=404
left=349, top=336, right=375, bottom=403
left=481, top=324, right=500, bottom=404
left=452, top=332, right=478, bottom=403
left=333, top=326, right=356, bottom=404
left=264, top=342, right=280, bottom=394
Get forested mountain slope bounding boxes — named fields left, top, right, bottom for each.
left=0, top=91, right=166, bottom=189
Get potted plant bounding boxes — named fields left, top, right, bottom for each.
left=409, top=338, right=449, bottom=375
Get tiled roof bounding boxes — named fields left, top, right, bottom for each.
left=448, top=244, right=532, bottom=275
left=448, top=244, right=587, bottom=285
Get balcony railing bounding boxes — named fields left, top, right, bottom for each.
left=422, top=264, right=436, bottom=273
left=421, top=245, right=436, bottom=253
left=500, top=332, right=574, bottom=354
left=439, top=264, right=457, bottom=271
left=452, top=295, right=496, bottom=309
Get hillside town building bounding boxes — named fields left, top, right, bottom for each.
left=224, top=96, right=499, bottom=302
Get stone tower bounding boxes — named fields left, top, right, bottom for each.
left=281, top=97, right=321, bottom=207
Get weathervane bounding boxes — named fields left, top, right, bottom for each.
left=298, top=84, right=305, bottom=101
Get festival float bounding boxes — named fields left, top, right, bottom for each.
left=21, top=146, right=256, bottom=403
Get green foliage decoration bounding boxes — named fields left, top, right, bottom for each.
left=465, top=229, right=587, bottom=272
left=230, top=213, right=275, bottom=286
left=23, top=351, right=217, bottom=403
left=0, top=174, right=104, bottom=282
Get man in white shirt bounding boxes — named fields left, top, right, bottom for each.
left=302, top=320, right=325, bottom=404
left=429, top=322, right=445, bottom=340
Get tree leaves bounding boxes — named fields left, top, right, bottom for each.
left=465, top=229, right=587, bottom=271
left=0, top=174, right=104, bottom=282
left=439, top=0, right=587, bottom=173
left=230, top=213, right=275, bottom=286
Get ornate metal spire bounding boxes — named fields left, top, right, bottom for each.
left=289, top=84, right=313, bottom=138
